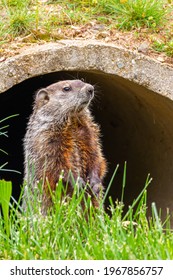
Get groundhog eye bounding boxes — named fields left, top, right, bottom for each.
left=63, top=86, right=71, bottom=92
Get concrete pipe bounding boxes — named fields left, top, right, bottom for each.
left=0, top=40, right=173, bottom=221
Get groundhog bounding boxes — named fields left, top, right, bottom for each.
left=23, top=79, right=107, bottom=213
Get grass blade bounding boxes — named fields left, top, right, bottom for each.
left=102, top=164, right=119, bottom=205
left=121, top=161, right=127, bottom=202
left=0, top=114, right=19, bottom=124
left=0, top=180, right=12, bottom=237
left=123, top=174, right=152, bottom=221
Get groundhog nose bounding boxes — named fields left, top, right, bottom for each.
left=87, top=85, right=94, bottom=96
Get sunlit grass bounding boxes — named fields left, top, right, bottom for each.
left=0, top=171, right=173, bottom=260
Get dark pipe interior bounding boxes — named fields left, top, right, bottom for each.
left=1, top=70, right=173, bottom=220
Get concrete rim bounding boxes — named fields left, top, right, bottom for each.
left=0, top=39, right=173, bottom=99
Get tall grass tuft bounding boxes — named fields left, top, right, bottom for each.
left=9, top=9, right=34, bottom=36
left=0, top=169, right=173, bottom=260
left=103, top=0, right=167, bottom=30
left=1, top=0, right=37, bottom=37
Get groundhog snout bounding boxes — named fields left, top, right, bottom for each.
left=82, top=84, right=94, bottom=98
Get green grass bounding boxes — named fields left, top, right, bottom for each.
left=0, top=0, right=172, bottom=57
left=0, top=180, right=12, bottom=238
left=0, top=0, right=169, bottom=37
left=0, top=172, right=173, bottom=260
left=109, top=0, right=167, bottom=30
left=153, top=39, right=173, bottom=57
left=0, top=115, right=20, bottom=173
left=0, top=0, right=37, bottom=38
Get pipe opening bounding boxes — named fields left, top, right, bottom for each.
left=0, top=70, right=173, bottom=220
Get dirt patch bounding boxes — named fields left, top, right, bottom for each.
left=0, top=21, right=173, bottom=65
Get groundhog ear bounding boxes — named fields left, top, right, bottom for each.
left=36, top=89, right=49, bottom=103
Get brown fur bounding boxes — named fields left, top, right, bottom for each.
left=23, top=80, right=107, bottom=213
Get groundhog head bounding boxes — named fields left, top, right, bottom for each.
left=34, top=80, right=94, bottom=115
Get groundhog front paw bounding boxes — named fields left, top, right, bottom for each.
left=91, top=183, right=103, bottom=198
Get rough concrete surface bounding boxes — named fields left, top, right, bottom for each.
left=0, top=40, right=173, bottom=98
left=1, top=40, right=173, bottom=221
